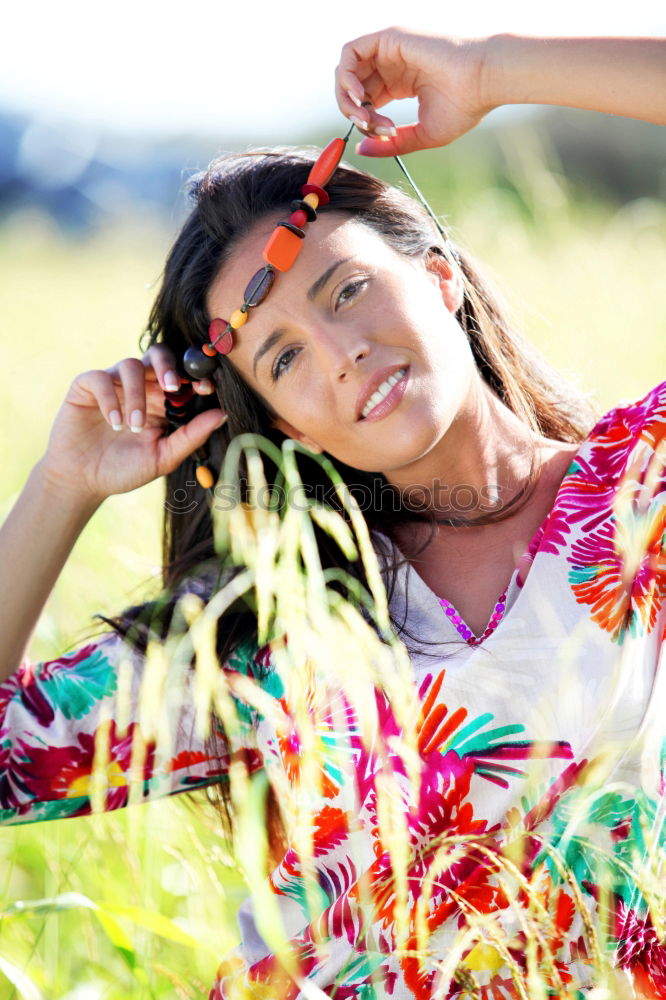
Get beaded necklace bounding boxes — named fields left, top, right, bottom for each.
left=439, top=589, right=508, bottom=646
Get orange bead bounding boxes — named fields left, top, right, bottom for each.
left=196, top=465, right=215, bottom=489
left=263, top=224, right=303, bottom=272
left=302, top=192, right=319, bottom=211
left=202, top=343, right=217, bottom=356
left=230, top=307, right=248, bottom=329
left=307, top=138, right=345, bottom=188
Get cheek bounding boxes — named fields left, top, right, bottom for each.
left=421, top=311, right=473, bottom=374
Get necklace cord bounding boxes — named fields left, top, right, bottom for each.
left=348, top=120, right=544, bottom=529
left=350, top=115, right=449, bottom=244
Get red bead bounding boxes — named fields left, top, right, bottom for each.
left=290, top=209, right=308, bottom=228
left=202, top=343, right=217, bottom=357
left=209, top=318, right=228, bottom=344
left=164, top=383, right=194, bottom=405
left=307, top=137, right=345, bottom=188
left=213, top=329, right=233, bottom=355
left=301, top=183, right=329, bottom=206
left=208, top=318, right=233, bottom=355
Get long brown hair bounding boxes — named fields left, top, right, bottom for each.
left=147, top=149, right=592, bottom=584
left=112, top=148, right=595, bottom=845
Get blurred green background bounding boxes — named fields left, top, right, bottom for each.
left=0, top=109, right=665, bottom=997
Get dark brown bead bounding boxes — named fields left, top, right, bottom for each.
left=243, top=266, right=275, bottom=308
left=183, top=347, right=218, bottom=380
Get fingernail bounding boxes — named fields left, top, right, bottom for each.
left=375, top=125, right=397, bottom=137
left=350, top=115, right=367, bottom=131
left=347, top=89, right=363, bottom=109
left=196, top=379, right=214, bottom=394
left=109, top=409, right=122, bottom=431
left=164, top=370, right=179, bottom=392
left=130, top=409, right=144, bottom=433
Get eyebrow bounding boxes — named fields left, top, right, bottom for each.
left=252, top=257, right=353, bottom=377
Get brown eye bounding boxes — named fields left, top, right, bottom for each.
left=335, top=278, right=367, bottom=309
left=272, top=347, right=299, bottom=382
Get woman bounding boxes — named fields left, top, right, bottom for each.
left=1, top=29, right=665, bottom=999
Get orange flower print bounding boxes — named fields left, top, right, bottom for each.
left=569, top=504, right=666, bottom=642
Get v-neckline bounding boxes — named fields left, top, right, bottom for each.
left=379, top=436, right=588, bottom=646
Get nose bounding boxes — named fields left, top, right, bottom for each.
left=310, top=324, right=369, bottom=380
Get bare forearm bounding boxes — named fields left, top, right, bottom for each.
left=0, top=461, right=100, bottom=681
left=485, top=35, right=666, bottom=124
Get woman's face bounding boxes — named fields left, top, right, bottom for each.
left=206, top=212, right=475, bottom=477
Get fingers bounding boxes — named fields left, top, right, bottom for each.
left=77, top=347, right=223, bottom=438
left=112, top=358, right=148, bottom=432
left=157, top=408, right=229, bottom=476
left=72, top=358, right=146, bottom=433
left=353, top=102, right=398, bottom=139
left=355, top=123, right=431, bottom=158
left=335, top=31, right=386, bottom=119
left=336, top=32, right=415, bottom=146
left=76, top=370, right=125, bottom=431
left=142, top=342, right=216, bottom=397
left=142, top=342, right=180, bottom=392
left=335, top=43, right=369, bottom=121
left=336, top=28, right=479, bottom=156
left=80, top=358, right=154, bottom=432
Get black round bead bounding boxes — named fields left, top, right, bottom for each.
left=183, top=347, right=218, bottom=380
left=278, top=221, right=306, bottom=239
left=165, top=403, right=189, bottom=425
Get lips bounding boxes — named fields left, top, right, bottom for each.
left=355, top=364, right=409, bottom=421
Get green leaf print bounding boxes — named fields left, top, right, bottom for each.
left=41, top=647, right=118, bottom=720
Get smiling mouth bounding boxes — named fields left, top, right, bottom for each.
left=359, top=366, right=409, bottom=420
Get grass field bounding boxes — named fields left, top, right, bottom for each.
left=0, top=135, right=664, bottom=998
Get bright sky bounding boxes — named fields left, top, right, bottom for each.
left=2, top=0, right=664, bottom=138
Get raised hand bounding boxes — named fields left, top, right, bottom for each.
left=336, top=29, right=666, bottom=158
left=335, top=28, right=492, bottom=157
left=0, top=345, right=226, bottom=677
left=41, top=345, right=227, bottom=505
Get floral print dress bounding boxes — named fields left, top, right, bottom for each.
left=1, top=383, right=665, bottom=999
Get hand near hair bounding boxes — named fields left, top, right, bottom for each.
left=335, top=29, right=489, bottom=157
left=0, top=345, right=226, bottom=680
left=335, top=28, right=666, bottom=157
left=0, top=347, right=226, bottom=678
left=41, top=346, right=226, bottom=507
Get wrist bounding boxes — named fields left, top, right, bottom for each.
left=480, top=34, right=514, bottom=111
left=31, top=457, right=104, bottom=522
left=473, top=35, right=505, bottom=114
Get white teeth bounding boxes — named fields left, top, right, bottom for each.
left=361, top=367, right=406, bottom=418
